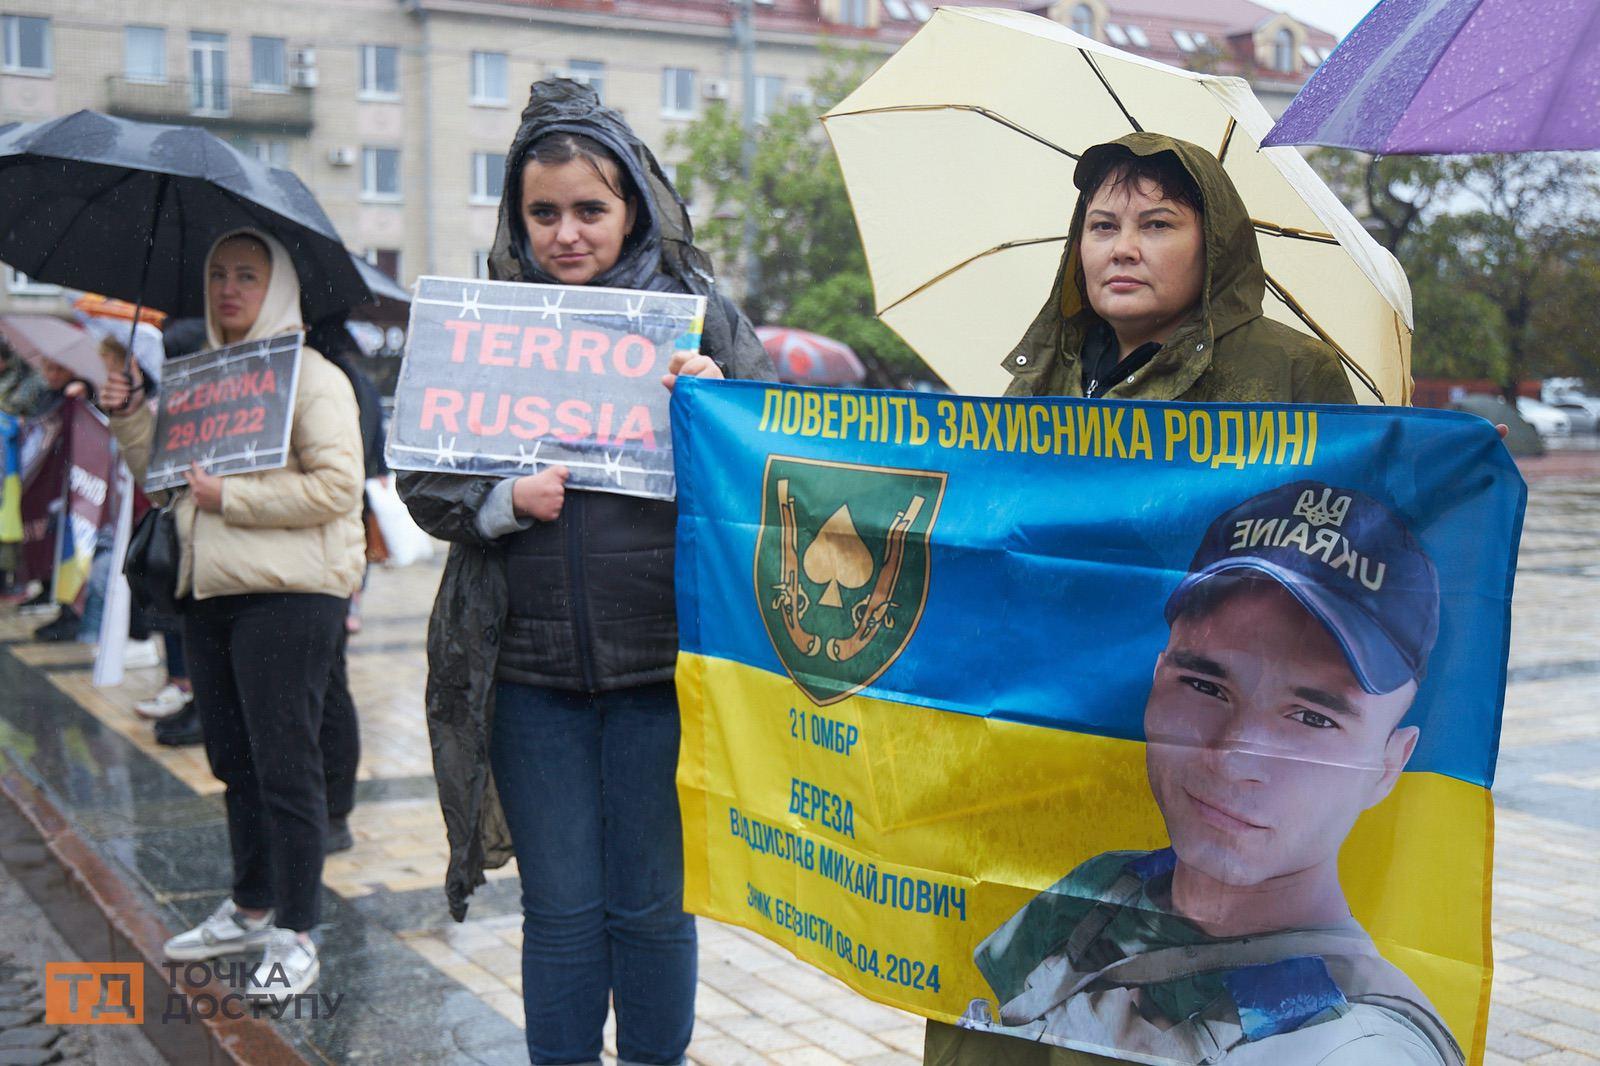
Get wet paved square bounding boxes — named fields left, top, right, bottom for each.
left=2, top=452, right=1598, bottom=1063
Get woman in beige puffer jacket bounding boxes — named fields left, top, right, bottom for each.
left=102, top=228, right=364, bottom=1002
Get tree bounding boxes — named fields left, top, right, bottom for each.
left=670, top=48, right=927, bottom=379
left=1308, top=150, right=1449, bottom=258
left=1420, top=154, right=1600, bottom=392
left=1312, top=149, right=1600, bottom=389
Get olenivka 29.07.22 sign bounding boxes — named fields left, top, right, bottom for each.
left=671, top=379, right=1524, bottom=1066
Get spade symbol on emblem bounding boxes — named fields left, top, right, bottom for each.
left=804, top=505, right=875, bottom=608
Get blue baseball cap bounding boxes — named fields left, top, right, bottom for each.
left=1165, top=481, right=1439, bottom=695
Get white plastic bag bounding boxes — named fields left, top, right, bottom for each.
left=366, top=477, right=434, bottom=567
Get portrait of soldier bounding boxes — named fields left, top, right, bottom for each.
left=956, top=480, right=1464, bottom=1066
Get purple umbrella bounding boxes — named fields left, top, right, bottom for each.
left=1264, top=0, right=1600, bottom=154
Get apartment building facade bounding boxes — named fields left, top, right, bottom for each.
left=0, top=0, right=1332, bottom=316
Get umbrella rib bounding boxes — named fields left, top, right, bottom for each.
left=1251, top=219, right=1339, bottom=245
left=879, top=236, right=1070, bottom=315
left=1262, top=271, right=1384, bottom=403
left=1078, top=49, right=1143, bottom=133
left=824, top=103, right=1079, bottom=160
left=1217, top=119, right=1236, bottom=163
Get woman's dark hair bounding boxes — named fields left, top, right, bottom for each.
left=1079, top=149, right=1204, bottom=217
left=521, top=132, right=637, bottom=205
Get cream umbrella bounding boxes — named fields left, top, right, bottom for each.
left=821, top=7, right=1413, bottom=404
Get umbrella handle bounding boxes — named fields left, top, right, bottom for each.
left=124, top=173, right=170, bottom=374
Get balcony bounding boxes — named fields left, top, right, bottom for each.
left=105, top=77, right=314, bottom=134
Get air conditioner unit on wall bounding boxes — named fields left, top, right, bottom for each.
left=703, top=78, right=730, bottom=101
left=291, top=67, right=319, bottom=89
left=292, top=47, right=317, bottom=68
left=328, top=146, right=357, bottom=167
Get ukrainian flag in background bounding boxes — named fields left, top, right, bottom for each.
left=0, top=413, right=20, bottom=545
left=672, top=380, right=1524, bottom=1065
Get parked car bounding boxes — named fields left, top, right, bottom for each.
left=1516, top=396, right=1573, bottom=437
left=1552, top=401, right=1599, bottom=433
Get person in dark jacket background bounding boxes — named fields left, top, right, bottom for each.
left=306, top=316, right=387, bottom=853
left=398, top=79, right=772, bottom=1066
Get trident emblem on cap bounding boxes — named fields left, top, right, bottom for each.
left=1293, top=487, right=1352, bottom=529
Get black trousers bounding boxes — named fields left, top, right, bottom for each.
left=321, top=627, right=360, bottom=821
left=183, top=592, right=347, bottom=932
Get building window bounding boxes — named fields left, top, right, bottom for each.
left=360, top=44, right=399, bottom=99
left=2, top=15, right=50, bottom=75
left=1274, top=28, right=1296, bottom=73
left=238, top=137, right=290, bottom=168
left=908, top=0, right=932, bottom=22
left=839, top=0, right=870, bottom=27
left=125, top=26, right=165, bottom=83
left=188, top=32, right=229, bottom=115
left=1125, top=24, right=1150, bottom=48
left=471, top=152, right=505, bottom=204
left=362, top=147, right=401, bottom=200
left=1070, top=4, right=1094, bottom=37
left=472, top=250, right=491, bottom=280
left=883, top=0, right=910, bottom=19
left=6, top=267, right=59, bottom=296
left=1191, top=31, right=1210, bottom=48
left=366, top=249, right=400, bottom=282
left=471, top=51, right=507, bottom=105
left=662, top=67, right=696, bottom=118
left=566, top=60, right=604, bottom=102
left=754, top=75, right=785, bottom=122
left=251, top=36, right=287, bottom=91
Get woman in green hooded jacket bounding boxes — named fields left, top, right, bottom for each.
left=999, top=132, right=1357, bottom=406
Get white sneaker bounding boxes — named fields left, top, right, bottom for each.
left=123, top=638, right=162, bottom=669
left=135, top=683, right=193, bottom=720
left=246, top=929, right=319, bottom=1001
left=164, top=899, right=275, bottom=961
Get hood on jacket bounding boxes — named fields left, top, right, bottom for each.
left=489, top=78, right=710, bottom=294
left=204, top=228, right=304, bottom=349
left=1004, top=132, right=1266, bottom=388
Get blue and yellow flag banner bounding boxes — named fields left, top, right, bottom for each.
left=672, top=381, right=1524, bottom=1066
left=0, top=412, right=22, bottom=544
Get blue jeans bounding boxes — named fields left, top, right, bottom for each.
left=490, top=680, right=697, bottom=1066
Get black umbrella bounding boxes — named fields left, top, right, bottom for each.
left=348, top=254, right=412, bottom=327
left=0, top=110, right=370, bottom=329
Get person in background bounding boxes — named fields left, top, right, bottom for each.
left=399, top=79, right=772, bottom=1066
left=97, top=229, right=365, bottom=1001
left=304, top=315, right=387, bottom=854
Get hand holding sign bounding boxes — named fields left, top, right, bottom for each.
left=512, top=465, right=570, bottom=522
left=662, top=349, right=725, bottom=391
left=185, top=465, right=224, bottom=513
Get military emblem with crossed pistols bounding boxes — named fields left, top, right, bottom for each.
left=757, top=457, right=946, bottom=706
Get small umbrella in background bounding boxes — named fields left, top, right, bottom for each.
left=1264, top=0, right=1600, bottom=154
left=821, top=8, right=1413, bottom=404
left=0, top=110, right=372, bottom=336
left=0, top=315, right=107, bottom=390
left=756, top=327, right=868, bottom=386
